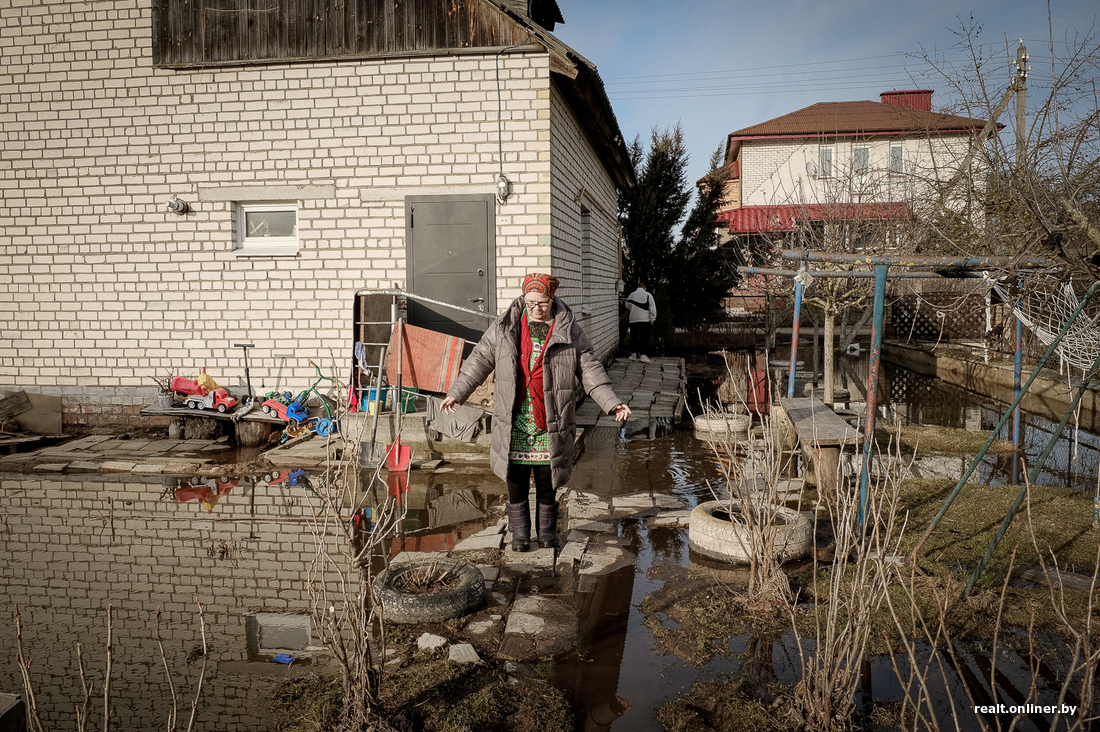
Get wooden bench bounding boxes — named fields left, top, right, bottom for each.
left=777, top=397, right=862, bottom=495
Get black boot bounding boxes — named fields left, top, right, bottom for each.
left=536, top=501, right=558, bottom=549
left=506, top=501, right=531, bottom=552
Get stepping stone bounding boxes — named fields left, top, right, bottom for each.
left=578, top=545, right=635, bottom=576
left=100, top=461, right=137, bottom=472
left=499, top=596, right=577, bottom=661
left=449, top=643, right=481, bottom=664
left=417, top=633, right=448, bottom=651
left=68, top=461, right=101, bottom=472
left=132, top=464, right=170, bottom=474
left=452, top=532, right=503, bottom=552
left=35, top=463, right=69, bottom=472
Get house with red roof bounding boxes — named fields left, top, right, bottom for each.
left=719, top=90, right=991, bottom=241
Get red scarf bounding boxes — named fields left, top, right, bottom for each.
left=518, top=311, right=555, bottom=430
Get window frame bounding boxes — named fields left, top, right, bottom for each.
left=818, top=146, right=834, bottom=179
left=234, top=202, right=300, bottom=257
left=888, top=143, right=905, bottom=175
left=851, top=144, right=870, bottom=177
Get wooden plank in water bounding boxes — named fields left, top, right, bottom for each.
left=778, top=397, right=862, bottom=447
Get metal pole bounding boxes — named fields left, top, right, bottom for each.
left=962, top=347, right=1100, bottom=599
left=1011, top=314, right=1023, bottom=485
left=788, top=279, right=804, bottom=399
left=912, top=280, right=1100, bottom=557
left=858, top=265, right=888, bottom=525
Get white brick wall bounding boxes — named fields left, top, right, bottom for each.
left=548, top=80, right=621, bottom=361
left=0, top=1, right=623, bottom=418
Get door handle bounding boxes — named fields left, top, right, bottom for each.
left=468, top=298, right=485, bottom=304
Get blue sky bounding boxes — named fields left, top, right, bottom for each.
left=551, top=0, right=1099, bottom=188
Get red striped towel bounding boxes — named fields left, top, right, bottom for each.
left=385, top=322, right=464, bottom=393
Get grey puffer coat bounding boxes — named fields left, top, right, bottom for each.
left=444, top=296, right=623, bottom=489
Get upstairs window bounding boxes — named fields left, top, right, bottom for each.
left=236, top=203, right=299, bottom=256
left=852, top=145, right=870, bottom=176
left=889, top=143, right=905, bottom=174
left=818, top=147, right=834, bottom=178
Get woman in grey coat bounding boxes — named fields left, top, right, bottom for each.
left=440, top=274, right=631, bottom=551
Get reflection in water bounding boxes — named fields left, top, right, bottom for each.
left=2, top=357, right=1095, bottom=730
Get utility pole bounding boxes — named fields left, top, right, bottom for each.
left=1014, top=41, right=1030, bottom=175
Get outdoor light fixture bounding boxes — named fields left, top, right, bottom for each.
left=496, top=173, right=511, bottom=202
left=166, top=197, right=191, bottom=215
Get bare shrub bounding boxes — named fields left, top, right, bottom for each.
left=790, top=428, right=909, bottom=731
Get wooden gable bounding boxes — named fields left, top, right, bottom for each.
left=151, top=0, right=541, bottom=67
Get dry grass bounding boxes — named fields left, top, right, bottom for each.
left=875, top=424, right=1016, bottom=456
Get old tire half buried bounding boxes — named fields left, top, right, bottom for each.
left=688, top=500, right=812, bottom=564
left=692, top=414, right=751, bottom=439
left=374, top=558, right=485, bottom=625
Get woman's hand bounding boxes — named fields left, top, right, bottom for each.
left=440, top=396, right=458, bottom=414
left=612, top=403, right=632, bottom=422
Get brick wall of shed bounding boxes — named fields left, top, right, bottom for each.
left=548, top=80, right=622, bottom=362
left=0, top=0, right=556, bottom=425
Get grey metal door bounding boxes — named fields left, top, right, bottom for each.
left=405, top=194, right=496, bottom=345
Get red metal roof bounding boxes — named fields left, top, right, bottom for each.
left=720, top=203, right=912, bottom=234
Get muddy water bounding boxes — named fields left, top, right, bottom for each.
left=1, top=360, right=1097, bottom=730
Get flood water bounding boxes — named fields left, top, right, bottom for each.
left=1, top=358, right=1096, bottom=731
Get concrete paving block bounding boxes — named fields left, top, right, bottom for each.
left=476, top=565, right=500, bottom=583
left=504, top=545, right=554, bottom=569
left=34, top=463, right=70, bottom=472
left=578, top=545, right=635, bottom=576
left=557, top=541, right=586, bottom=563
left=449, top=643, right=481, bottom=664
left=452, top=533, right=503, bottom=552
left=566, top=520, right=612, bottom=533
left=469, top=521, right=507, bottom=538
left=417, top=633, right=449, bottom=651
left=649, top=510, right=692, bottom=527
left=499, top=595, right=577, bottom=661
left=391, top=551, right=447, bottom=565
left=100, top=461, right=138, bottom=472
left=68, top=461, right=102, bottom=472
left=463, top=617, right=502, bottom=637
left=131, top=464, right=170, bottom=474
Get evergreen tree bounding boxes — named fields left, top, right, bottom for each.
left=618, top=126, right=691, bottom=291
left=668, top=148, right=740, bottom=330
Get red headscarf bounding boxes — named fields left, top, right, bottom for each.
left=522, top=273, right=559, bottom=299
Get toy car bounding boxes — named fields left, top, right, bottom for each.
left=261, top=398, right=291, bottom=421
left=185, top=388, right=238, bottom=413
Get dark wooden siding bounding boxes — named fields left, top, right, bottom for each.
left=152, top=0, right=536, bottom=66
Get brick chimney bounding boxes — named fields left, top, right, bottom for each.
left=880, top=90, right=933, bottom=111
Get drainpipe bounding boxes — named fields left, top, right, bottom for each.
left=857, top=265, right=888, bottom=525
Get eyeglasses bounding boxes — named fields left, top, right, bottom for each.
left=524, top=299, right=551, bottom=309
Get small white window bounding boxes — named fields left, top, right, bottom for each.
left=852, top=145, right=870, bottom=176
left=236, top=203, right=299, bottom=256
left=889, top=143, right=905, bottom=174
left=818, top=147, right=834, bottom=178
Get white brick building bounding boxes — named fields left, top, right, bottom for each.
left=0, top=0, right=634, bottom=427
